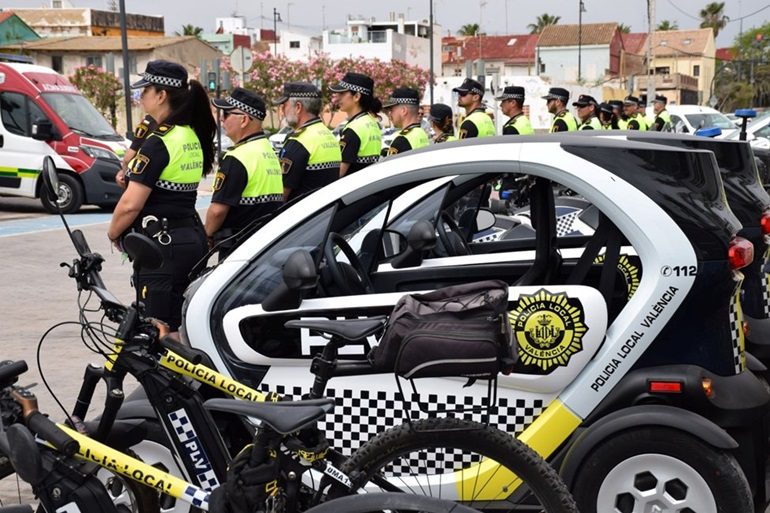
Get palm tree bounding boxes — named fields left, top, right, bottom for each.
left=527, top=14, right=560, bottom=35
left=457, top=23, right=480, bottom=36
left=618, top=23, right=632, bottom=34
left=657, top=19, right=679, bottom=31
left=699, top=2, right=729, bottom=38
left=175, top=24, right=204, bottom=37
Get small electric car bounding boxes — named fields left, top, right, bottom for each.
left=178, top=135, right=770, bottom=512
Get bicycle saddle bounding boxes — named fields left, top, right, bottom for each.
left=203, top=398, right=334, bottom=434
left=284, top=316, right=387, bottom=342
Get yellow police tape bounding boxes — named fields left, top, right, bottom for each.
left=455, top=399, right=581, bottom=501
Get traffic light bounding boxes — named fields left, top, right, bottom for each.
left=207, top=71, right=217, bottom=92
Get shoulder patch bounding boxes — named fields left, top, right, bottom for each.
left=339, top=139, right=347, bottom=154
left=212, top=171, right=225, bottom=191
left=280, top=157, right=293, bottom=175
left=154, top=124, right=174, bottom=136
left=127, top=154, right=150, bottom=175
left=556, top=111, right=566, bottom=118
left=134, top=122, right=149, bottom=140
left=458, top=129, right=468, bottom=139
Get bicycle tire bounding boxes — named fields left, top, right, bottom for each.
left=305, top=492, right=481, bottom=513
left=340, top=417, right=577, bottom=513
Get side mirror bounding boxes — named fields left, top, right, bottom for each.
left=391, top=220, right=436, bottom=269
left=6, top=425, right=43, bottom=485
left=262, top=249, right=318, bottom=312
left=380, top=229, right=407, bottom=259
left=40, top=156, right=60, bottom=204
left=122, top=232, right=164, bottom=270
left=475, top=208, right=496, bottom=233
left=31, top=119, right=54, bottom=141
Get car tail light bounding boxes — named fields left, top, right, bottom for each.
left=702, top=378, right=714, bottom=398
left=762, top=212, right=770, bottom=235
left=728, top=237, right=754, bottom=270
left=648, top=381, right=682, bottom=393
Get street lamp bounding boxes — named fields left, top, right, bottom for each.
left=273, top=8, right=282, bottom=56
left=429, top=0, right=434, bottom=105
left=578, top=0, right=586, bottom=83
left=118, top=0, right=132, bottom=138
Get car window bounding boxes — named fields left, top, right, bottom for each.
left=685, top=113, right=734, bottom=130
left=671, top=115, right=688, bottom=133
left=754, top=124, right=770, bottom=140
left=387, top=183, right=449, bottom=239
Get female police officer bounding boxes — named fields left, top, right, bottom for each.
left=107, top=60, right=215, bottom=333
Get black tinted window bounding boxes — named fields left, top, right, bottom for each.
left=1, top=92, right=28, bottom=136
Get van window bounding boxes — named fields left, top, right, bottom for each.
left=0, top=93, right=49, bottom=137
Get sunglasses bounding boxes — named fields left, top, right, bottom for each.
left=458, top=91, right=473, bottom=97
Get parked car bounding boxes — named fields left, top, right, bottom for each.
left=652, top=104, right=739, bottom=138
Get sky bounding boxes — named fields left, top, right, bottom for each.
left=3, top=0, right=769, bottom=47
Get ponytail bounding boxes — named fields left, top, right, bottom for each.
left=161, top=79, right=216, bottom=176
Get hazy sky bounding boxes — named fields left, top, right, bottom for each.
left=4, top=0, right=769, bottom=47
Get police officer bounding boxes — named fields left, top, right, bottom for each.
left=107, top=60, right=214, bottom=333
left=453, top=78, right=496, bottom=138
left=542, top=87, right=577, bottom=132
left=330, top=72, right=381, bottom=177
left=610, top=100, right=628, bottom=129
left=623, top=96, right=647, bottom=130
left=276, top=82, right=341, bottom=201
left=498, top=86, right=533, bottom=135
left=650, top=95, right=672, bottom=132
left=598, top=102, right=618, bottom=129
left=428, top=103, right=456, bottom=143
left=573, top=94, right=602, bottom=130
left=117, top=114, right=156, bottom=188
left=383, top=87, right=429, bottom=155
left=206, top=88, right=283, bottom=257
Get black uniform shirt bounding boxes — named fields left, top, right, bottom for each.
left=339, top=111, right=373, bottom=175
left=212, top=132, right=281, bottom=232
left=459, top=108, right=486, bottom=138
left=387, top=123, right=421, bottom=155
left=280, top=118, right=339, bottom=201
left=502, top=113, right=523, bottom=135
left=126, top=125, right=198, bottom=220
left=130, top=115, right=157, bottom=152
left=627, top=118, right=642, bottom=130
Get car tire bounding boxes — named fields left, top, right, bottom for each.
left=41, top=173, right=83, bottom=214
left=572, top=426, right=752, bottom=513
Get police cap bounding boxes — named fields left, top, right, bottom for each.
left=572, top=94, right=598, bottom=107
left=211, top=87, right=267, bottom=120
left=609, top=100, right=624, bottom=110
left=598, top=102, right=614, bottom=115
left=452, top=78, right=485, bottom=97
left=623, top=95, right=642, bottom=106
left=329, top=72, right=374, bottom=96
left=496, top=86, right=525, bottom=102
left=273, top=82, right=321, bottom=106
left=382, top=87, right=421, bottom=108
left=652, top=94, right=668, bottom=105
left=131, top=60, right=188, bottom=89
left=428, top=103, right=453, bottom=123
left=542, top=87, right=570, bottom=103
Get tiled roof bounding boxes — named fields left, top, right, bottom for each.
left=621, top=33, right=648, bottom=55
left=537, top=23, right=619, bottom=47
left=443, top=34, right=537, bottom=64
left=0, top=12, right=15, bottom=24
left=651, top=28, right=713, bottom=57
left=11, top=8, right=89, bottom=27
left=716, top=47, right=735, bottom=61
left=0, top=35, right=204, bottom=51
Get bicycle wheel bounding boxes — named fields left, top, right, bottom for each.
left=305, top=492, right=481, bottom=513
left=340, top=417, right=577, bottom=513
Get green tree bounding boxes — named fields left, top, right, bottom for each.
left=176, top=24, right=204, bottom=37
left=69, top=65, right=123, bottom=128
left=657, top=20, right=678, bottom=31
left=699, top=2, right=729, bottom=38
left=618, top=23, right=632, bottom=34
left=457, top=23, right=480, bottom=36
left=527, top=14, right=560, bottom=34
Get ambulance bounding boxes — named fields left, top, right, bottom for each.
left=0, top=63, right=128, bottom=213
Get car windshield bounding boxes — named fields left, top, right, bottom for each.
left=685, top=112, right=735, bottom=130
left=41, top=92, right=118, bottom=139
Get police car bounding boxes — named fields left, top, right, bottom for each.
left=178, top=135, right=769, bottom=512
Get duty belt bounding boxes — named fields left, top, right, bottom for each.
left=139, top=215, right=198, bottom=246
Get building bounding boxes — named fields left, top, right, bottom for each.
left=0, top=36, right=220, bottom=83
left=323, top=14, right=440, bottom=69
left=441, top=34, right=538, bottom=77
left=10, top=8, right=164, bottom=38
left=620, top=32, right=648, bottom=78
left=201, top=33, right=251, bottom=56
left=0, top=12, right=41, bottom=47
left=646, top=28, right=715, bottom=104
left=276, top=29, right=323, bottom=61
left=536, top=22, right=622, bottom=83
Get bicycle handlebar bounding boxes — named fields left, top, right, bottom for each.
left=159, top=336, right=202, bottom=365
left=26, top=411, right=79, bottom=457
left=0, top=361, right=27, bottom=386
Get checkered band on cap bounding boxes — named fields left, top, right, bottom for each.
left=227, top=97, right=266, bottom=119
left=469, top=86, right=484, bottom=95
left=289, top=91, right=321, bottom=99
left=337, top=80, right=372, bottom=95
left=387, top=97, right=420, bottom=106
left=499, top=93, right=524, bottom=101
left=143, top=72, right=185, bottom=88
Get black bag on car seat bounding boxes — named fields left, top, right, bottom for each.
left=368, top=280, right=515, bottom=378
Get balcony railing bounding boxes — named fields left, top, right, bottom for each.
left=327, top=30, right=389, bottom=44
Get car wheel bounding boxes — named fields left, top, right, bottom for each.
left=572, top=427, right=752, bottom=513
left=41, top=173, right=83, bottom=214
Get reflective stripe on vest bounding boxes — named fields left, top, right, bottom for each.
left=346, top=112, right=381, bottom=162
left=151, top=125, right=203, bottom=192
left=402, top=125, right=429, bottom=150
left=505, top=114, right=534, bottom=135
left=289, top=119, right=342, bottom=169
left=466, top=110, right=496, bottom=137
left=550, top=111, right=578, bottom=132
left=224, top=135, right=284, bottom=205
left=579, top=116, right=602, bottom=130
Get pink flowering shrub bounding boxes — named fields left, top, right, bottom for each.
left=70, top=65, right=123, bottom=127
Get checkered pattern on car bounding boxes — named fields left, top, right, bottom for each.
left=168, top=409, right=220, bottom=489
left=472, top=227, right=504, bottom=243
left=729, top=289, right=745, bottom=373
left=258, top=384, right=545, bottom=475
left=555, top=211, right=580, bottom=237
left=763, top=251, right=770, bottom=317
left=155, top=180, right=199, bottom=192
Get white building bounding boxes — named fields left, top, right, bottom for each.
left=277, top=29, right=322, bottom=60
left=323, top=14, right=440, bottom=69
left=536, top=23, right=623, bottom=84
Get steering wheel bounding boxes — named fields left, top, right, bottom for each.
left=323, top=233, right=374, bottom=295
left=436, top=211, right=471, bottom=257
